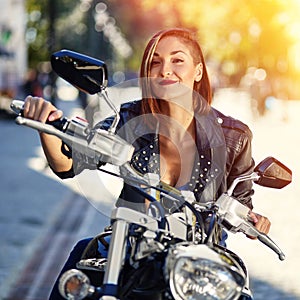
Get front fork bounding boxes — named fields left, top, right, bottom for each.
left=100, top=207, right=158, bottom=300
left=101, top=219, right=128, bottom=300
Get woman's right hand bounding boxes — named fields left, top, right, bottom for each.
left=23, top=95, right=63, bottom=123
left=22, top=95, right=73, bottom=173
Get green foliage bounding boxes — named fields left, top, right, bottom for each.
left=26, top=0, right=87, bottom=66
left=26, top=0, right=300, bottom=97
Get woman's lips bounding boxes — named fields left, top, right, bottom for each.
left=159, top=79, right=177, bottom=86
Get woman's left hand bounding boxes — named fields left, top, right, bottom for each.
left=248, top=211, right=271, bottom=239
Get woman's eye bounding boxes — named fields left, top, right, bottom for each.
left=173, top=58, right=184, bottom=63
left=151, top=60, right=161, bottom=66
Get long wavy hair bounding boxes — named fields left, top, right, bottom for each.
left=139, top=28, right=212, bottom=117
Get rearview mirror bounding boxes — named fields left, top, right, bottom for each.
left=254, top=156, right=292, bottom=189
left=51, top=49, right=108, bottom=94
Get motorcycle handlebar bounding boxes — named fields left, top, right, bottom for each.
left=11, top=100, right=286, bottom=261
left=11, top=99, right=135, bottom=166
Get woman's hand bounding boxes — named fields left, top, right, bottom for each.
left=247, top=211, right=271, bottom=239
left=23, top=95, right=63, bottom=123
left=22, top=95, right=72, bottom=173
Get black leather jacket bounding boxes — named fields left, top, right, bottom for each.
left=57, top=100, right=254, bottom=209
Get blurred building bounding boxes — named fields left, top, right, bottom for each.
left=0, top=0, right=27, bottom=108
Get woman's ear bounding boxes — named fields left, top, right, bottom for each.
left=195, top=63, right=203, bottom=82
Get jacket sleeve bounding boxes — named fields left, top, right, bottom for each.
left=223, top=119, right=255, bottom=209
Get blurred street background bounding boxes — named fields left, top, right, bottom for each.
left=1, top=0, right=300, bottom=299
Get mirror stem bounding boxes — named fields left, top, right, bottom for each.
left=227, top=173, right=260, bottom=196
left=99, top=89, right=120, bottom=134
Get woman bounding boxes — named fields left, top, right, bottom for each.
left=23, top=28, right=270, bottom=299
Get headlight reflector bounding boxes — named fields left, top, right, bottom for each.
left=170, top=256, right=243, bottom=300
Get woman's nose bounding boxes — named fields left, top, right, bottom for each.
left=161, top=62, right=172, bottom=77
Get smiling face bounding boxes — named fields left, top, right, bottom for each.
left=149, top=36, right=203, bottom=104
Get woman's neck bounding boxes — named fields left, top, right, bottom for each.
left=160, top=101, right=194, bottom=127
left=157, top=102, right=195, bottom=143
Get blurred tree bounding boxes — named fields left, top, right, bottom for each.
left=104, top=0, right=182, bottom=71
left=26, top=0, right=112, bottom=66
left=25, top=0, right=300, bottom=98
left=26, top=0, right=49, bottom=66
left=135, top=0, right=294, bottom=83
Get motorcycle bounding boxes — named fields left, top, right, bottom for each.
left=10, top=50, right=292, bottom=300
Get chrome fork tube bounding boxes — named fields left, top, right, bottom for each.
left=103, top=219, right=128, bottom=286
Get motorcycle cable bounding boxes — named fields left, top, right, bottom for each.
left=98, top=167, right=207, bottom=243
left=130, top=185, right=166, bottom=230
left=137, top=183, right=207, bottom=244
left=204, top=212, right=218, bottom=244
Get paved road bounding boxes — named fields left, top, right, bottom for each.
left=0, top=90, right=300, bottom=299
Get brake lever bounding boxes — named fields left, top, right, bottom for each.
left=233, top=217, right=285, bottom=261
left=257, top=232, right=286, bottom=261
left=216, top=193, right=286, bottom=261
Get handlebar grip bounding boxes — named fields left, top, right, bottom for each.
left=47, top=117, right=69, bottom=131
left=10, top=100, right=69, bottom=132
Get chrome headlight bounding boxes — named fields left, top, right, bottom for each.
left=166, top=244, right=245, bottom=300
